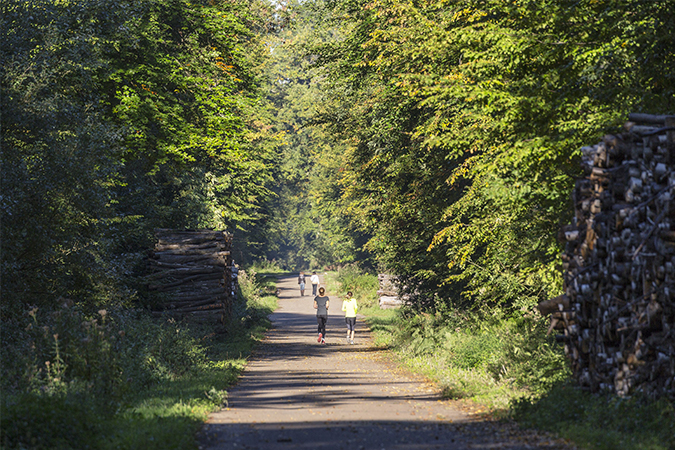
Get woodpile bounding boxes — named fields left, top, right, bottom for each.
left=146, top=229, right=235, bottom=324
left=378, top=274, right=403, bottom=309
left=540, top=113, right=675, bottom=398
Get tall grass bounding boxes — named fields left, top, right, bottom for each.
left=1, top=272, right=277, bottom=450
left=381, top=310, right=570, bottom=410
left=247, top=259, right=286, bottom=274
left=327, top=266, right=675, bottom=448
left=325, top=264, right=379, bottom=306
left=513, top=384, right=675, bottom=450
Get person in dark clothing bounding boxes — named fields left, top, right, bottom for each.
left=313, top=287, right=329, bottom=344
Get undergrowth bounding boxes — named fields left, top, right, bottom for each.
left=248, top=259, right=286, bottom=275
left=324, top=264, right=378, bottom=307
left=326, top=266, right=675, bottom=449
left=390, top=310, right=570, bottom=409
left=1, top=271, right=277, bottom=450
left=513, top=383, right=675, bottom=450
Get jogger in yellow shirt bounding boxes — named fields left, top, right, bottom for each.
left=341, top=291, right=358, bottom=344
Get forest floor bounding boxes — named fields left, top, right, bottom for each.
left=198, top=275, right=578, bottom=449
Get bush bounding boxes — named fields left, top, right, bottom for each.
left=248, top=259, right=285, bottom=274
left=334, top=264, right=379, bottom=307
left=1, top=391, right=104, bottom=450
left=0, top=271, right=277, bottom=450
left=513, top=384, right=675, bottom=450
left=2, top=304, right=127, bottom=403
left=120, top=315, right=208, bottom=385
left=380, top=308, right=569, bottom=407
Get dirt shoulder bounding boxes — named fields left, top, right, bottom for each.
left=199, top=275, right=576, bottom=450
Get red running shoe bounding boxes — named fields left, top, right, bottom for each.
left=317, top=333, right=322, bottom=343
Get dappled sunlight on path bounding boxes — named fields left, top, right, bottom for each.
left=199, top=275, right=576, bottom=450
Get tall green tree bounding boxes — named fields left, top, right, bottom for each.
left=1, top=0, right=278, bottom=313
left=108, top=0, right=277, bottom=234
left=1, top=0, right=126, bottom=310
left=310, top=0, right=675, bottom=312
left=244, top=0, right=366, bottom=269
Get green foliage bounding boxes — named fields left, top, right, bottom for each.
left=380, top=312, right=569, bottom=409
left=307, top=0, right=675, bottom=314
left=128, top=318, right=208, bottom=383
left=247, top=259, right=286, bottom=274
left=4, top=0, right=675, bottom=445
left=2, top=391, right=105, bottom=450
left=392, top=310, right=569, bottom=395
left=1, top=0, right=279, bottom=319
left=1, top=0, right=127, bottom=309
left=2, top=305, right=212, bottom=406
left=1, top=276, right=276, bottom=450
left=309, top=3, right=675, bottom=439
left=513, top=385, right=675, bottom=450
left=1, top=3, right=281, bottom=445
left=108, top=0, right=278, bottom=232
left=333, top=264, right=379, bottom=307
left=236, top=0, right=368, bottom=270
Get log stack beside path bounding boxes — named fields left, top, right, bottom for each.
left=147, top=229, right=235, bottom=324
left=540, top=113, right=675, bottom=398
left=378, top=274, right=403, bottom=309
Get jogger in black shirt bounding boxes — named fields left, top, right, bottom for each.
left=314, top=287, right=329, bottom=344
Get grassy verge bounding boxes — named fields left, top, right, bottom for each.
left=1, top=271, right=277, bottom=450
left=324, top=268, right=565, bottom=410
left=325, top=266, right=675, bottom=450
left=513, top=384, right=675, bottom=450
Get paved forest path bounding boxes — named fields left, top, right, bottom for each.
left=199, top=274, right=575, bottom=450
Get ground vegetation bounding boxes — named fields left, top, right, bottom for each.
left=1, top=0, right=279, bottom=447
left=327, top=268, right=675, bottom=450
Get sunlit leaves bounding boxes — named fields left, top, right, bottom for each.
left=107, top=0, right=277, bottom=231
left=311, top=0, right=675, bottom=313
left=1, top=0, right=278, bottom=310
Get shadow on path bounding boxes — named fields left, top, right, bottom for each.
left=200, top=274, right=575, bottom=450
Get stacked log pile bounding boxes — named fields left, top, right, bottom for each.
left=540, top=113, right=675, bottom=398
left=147, top=229, right=234, bottom=324
left=378, top=274, right=403, bottom=309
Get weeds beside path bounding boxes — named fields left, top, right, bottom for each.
left=1, top=271, right=277, bottom=450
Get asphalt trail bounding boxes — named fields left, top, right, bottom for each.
left=199, top=274, right=576, bottom=450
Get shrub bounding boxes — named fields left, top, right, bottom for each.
left=385, top=307, right=569, bottom=405
left=1, top=266, right=277, bottom=450
left=248, top=259, right=285, bottom=274
left=2, top=307, right=221, bottom=449
left=513, top=384, right=675, bottom=450
left=335, top=264, right=379, bottom=307
left=1, top=390, right=104, bottom=450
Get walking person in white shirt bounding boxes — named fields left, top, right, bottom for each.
left=298, top=271, right=306, bottom=296
left=310, top=271, right=320, bottom=296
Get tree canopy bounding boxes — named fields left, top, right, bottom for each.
left=266, top=0, right=675, bottom=312
left=3, top=0, right=674, bottom=316
left=1, top=0, right=278, bottom=313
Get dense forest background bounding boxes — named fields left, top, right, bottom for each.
left=259, top=0, right=675, bottom=315
left=2, top=0, right=278, bottom=313
left=4, top=0, right=675, bottom=323
left=1, top=0, right=674, bottom=447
